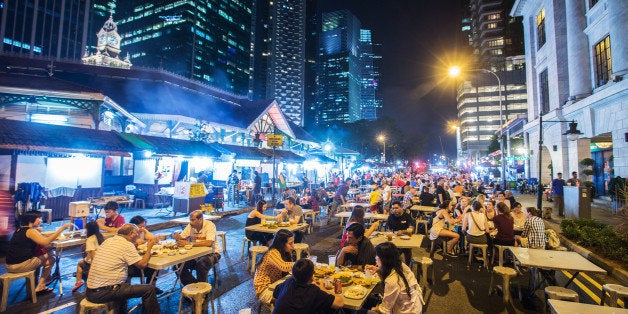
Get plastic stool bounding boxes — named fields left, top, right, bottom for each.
left=545, top=286, right=578, bottom=302
left=415, top=219, right=429, bottom=235
left=489, top=266, right=518, bottom=303
left=1, top=270, right=37, bottom=312
left=430, top=238, right=449, bottom=258
left=215, top=231, right=226, bottom=253
left=600, top=284, right=628, bottom=307
left=492, top=245, right=510, bottom=267
left=249, top=246, right=269, bottom=273
left=40, top=208, right=53, bottom=225
left=177, top=282, right=214, bottom=314
left=418, top=257, right=434, bottom=289
left=241, top=237, right=254, bottom=260
left=293, top=243, right=310, bottom=260
left=468, top=243, right=489, bottom=268
left=78, top=298, right=114, bottom=314
left=134, top=198, right=145, bottom=209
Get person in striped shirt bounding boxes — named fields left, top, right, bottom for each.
left=86, top=224, right=160, bottom=313
left=518, top=207, right=546, bottom=249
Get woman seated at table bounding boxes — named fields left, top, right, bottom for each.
left=362, top=242, right=423, bottom=314
left=484, top=200, right=497, bottom=229
left=245, top=200, right=275, bottom=246
left=511, top=202, right=525, bottom=232
left=462, top=201, right=489, bottom=245
left=339, top=206, right=380, bottom=248
left=253, top=229, right=295, bottom=304
left=428, top=201, right=461, bottom=257
left=492, top=202, right=515, bottom=246
left=72, top=221, right=104, bottom=292
left=6, top=211, right=73, bottom=294
left=129, top=215, right=156, bottom=245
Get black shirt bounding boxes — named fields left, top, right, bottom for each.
left=6, top=227, right=37, bottom=265
left=435, top=186, right=449, bottom=205
left=273, top=277, right=335, bottom=314
left=342, top=238, right=376, bottom=268
left=387, top=212, right=415, bottom=232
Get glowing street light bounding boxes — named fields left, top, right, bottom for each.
left=377, top=134, right=386, bottom=164
left=449, top=65, right=506, bottom=184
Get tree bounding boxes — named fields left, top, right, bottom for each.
left=487, top=134, right=500, bottom=154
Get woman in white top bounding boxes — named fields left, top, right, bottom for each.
left=72, top=221, right=104, bottom=292
left=462, top=201, right=489, bottom=244
left=511, top=202, right=526, bottom=230
left=429, top=201, right=462, bottom=257
left=364, top=242, right=424, bottom=314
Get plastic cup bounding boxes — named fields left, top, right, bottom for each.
left=328, top=255, right=336, bottom=268
left=364, top=268, right=373, bottom=280
left=310, top=255, right=318, bottom=263
left=239, top=309, right=252, bottom=314
left=387, top=233, right=393, bottom=241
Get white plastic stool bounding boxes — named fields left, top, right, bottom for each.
left=215, top=231, right=226, bottom=253
left=293, top=243, right=310, bottom=260
left=241, top=237, right=254, bottom=260
left=419, top=257, right=434, bottom=289
left=489, top=266, right=518, bottom=303
left=1, top=270, right=37, bottom=312
left=177, top=282, right=214, bottom=314
left=468, top=243, right=489, bottom=268
left=601, top=284, right=628, bottom=307
left=492, top=245, right=511, bottom=267
left=415, top=219, right=429, bottom=235
left=249, top=246, right=269, bottom=273
left=78, top=298, right=114, bottom=314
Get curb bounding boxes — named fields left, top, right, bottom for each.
left=545, top=218, right=628, bottom=285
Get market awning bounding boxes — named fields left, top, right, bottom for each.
left=307, top=154, right=337, bottom=164
left=210, top=143, right=268, bottom=160
left=260, top=149, right=306, bottom=163
left=119, top=133, right=221, bottom=158
left=0, top=119, right=135, bottom=156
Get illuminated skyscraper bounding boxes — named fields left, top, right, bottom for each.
left=251, top=0, right=306, bottom=126
left=114, top=0, right=253, bottom=95
left=359, top=29, right=380, bottom=121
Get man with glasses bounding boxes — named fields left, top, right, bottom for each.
left=174, top=210, right=221, bottom=285
left=97, top=201, right=126, bottom=233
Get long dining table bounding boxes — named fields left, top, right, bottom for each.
left=334, top=212, right=388, bottom=227
left=369, top=233, right=425, bottom=249
left=245, top=222, right=309, bottom=234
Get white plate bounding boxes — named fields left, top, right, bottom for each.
left=344, top=286, right=367, bottom=299
left=399, top=235, right=411, bottom=240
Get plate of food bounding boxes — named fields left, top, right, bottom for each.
left=314, top=266, right=335, bottom=277
left=344, top=286, right=367, bottom=299
left=353, top=277, right=379, bottom=287
left=277, top=222, right=290, bottom=227
left=399, top=235, right=411, bottom=240
left=331, top=272, right=354, bottom=286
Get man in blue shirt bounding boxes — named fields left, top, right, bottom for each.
left=551, top=172, right=566, bottom=217
left=329, top=178, right=352, bottom=223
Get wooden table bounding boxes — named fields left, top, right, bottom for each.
left=548, top=299, right=628, bottom=314
left=267, top=271, right=378, bottom=310
left=410, top=205, right=437, bottom=215
left=339, top=202, right=370, bottom=211
left=245, top=223, right=309, bottom=234
left=507, top=247, right=607, bottom=292
left=370, top=233, right=425, bottom=249
left=335, top=212, right=389, bottom=227
left=48, top=232, right=115, bottom=294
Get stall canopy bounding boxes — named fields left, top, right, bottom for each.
left=260, top=149, right=306, bottom=163
left=308, top=154, right=337, bottom=164
left=118, top=133, right=221, bottom=158
left=210, top=143, right=268, bottom=160
left=0, top=119, right=135, bottom=156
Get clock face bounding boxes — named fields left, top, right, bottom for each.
left=107, top=34, right=118, bottom=45
left=98, top=35, right=106, bottom=45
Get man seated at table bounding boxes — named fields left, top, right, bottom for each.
left=86, top=224, right=160, bottom=313
left=174, top=210, right=222, bottom=285
left=402, top=187, right=417, bottom=210
left=277, top=197, right=304, bottom=243
left=97, top=201, right=126, bottom=233
left=387, top=201, right=415, bottom=265
left=273, top=258, right=344, bottom=313
left=516, top=207, right=546, bottom=249
left=336, top=223, right=375, bottom=270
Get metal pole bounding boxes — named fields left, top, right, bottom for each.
left=383, top=140, right=386, bottom=164
left=537, top=113, right=544, bottom=210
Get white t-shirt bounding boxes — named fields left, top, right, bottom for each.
left=180, top=220, right=220, bottom=253
left=84, top=234, right=100, bottom=264
left=86, top=235, right=141, bottom=289
left=466, top=211, right=487, bottom=237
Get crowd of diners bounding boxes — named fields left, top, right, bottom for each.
left=3, top=169, right=549, bottom=313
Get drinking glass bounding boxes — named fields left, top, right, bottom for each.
left=328, top=255, right=336, bottom=268
left=310, top=255, right=318, bottom=263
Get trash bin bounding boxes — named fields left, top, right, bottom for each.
left=564, top=186, right=591, bottom=219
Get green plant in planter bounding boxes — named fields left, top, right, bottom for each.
left=609, top=177, right=625, bottom=201
left=579, top=158, right=595, bottom=181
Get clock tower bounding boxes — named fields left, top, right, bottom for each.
left=83, top=14, right=131, bottom=69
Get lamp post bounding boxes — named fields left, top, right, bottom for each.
left=377, top=134, right=386, bottom=164
left=536, top=117, right=582, bottom=210
left=449, top=66, right=506, bottom=186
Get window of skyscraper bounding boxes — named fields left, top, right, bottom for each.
left=539, top=69, right=549, bottom=115
left=594, top=36, right=612, bottom=87
left=536, top=9, right=546, bottom=49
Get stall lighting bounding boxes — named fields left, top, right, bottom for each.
left=143, top=150, right=153, bottom=158
left=31, top=114, right=68, bottom=123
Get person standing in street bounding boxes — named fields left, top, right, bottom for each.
left=330, top=178, right=352, bottom=223
left=228, top=170, right=240, bottom=205
left=567, top=171, right=580, bottom=187
left=253, top=171, right=262, bottom=205
left=550, top=172, right=566, bottom=217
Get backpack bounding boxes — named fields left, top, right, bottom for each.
left=546, top=229, right=560, bottom=249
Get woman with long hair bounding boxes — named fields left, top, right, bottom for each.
left=428, top=200, right=461, bottom=257
left=363, top=242, right=423, bottom=313
left=253, top=229, right=295, bottom=304
left=72, top=221, right=104, bottom=292
left=245, top=200, right=274, bottom=246
left=339, top=206, right=379, bottom=248
left=492, top=202, right=515, bottom=246
left=462, top=201, right=489, bottom=244
left=6, top=211, right=73, bottom=294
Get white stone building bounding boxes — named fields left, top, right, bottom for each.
left=511, top=0, right=628, bottom=195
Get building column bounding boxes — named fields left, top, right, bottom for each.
left=524, top=132, right=530, bottom=179
left=568, top=137, right=591, bottom=179
left=565, top=0, right=591, bottom=99
left=608, top=0, right=628, bottom=77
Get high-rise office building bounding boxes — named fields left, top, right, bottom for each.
left=456, top=0, right=527, bottom=164
left=0, top=0, right=90, bottom=61
left=251, top=0, right=306, bottom=126
left=359, top=29, right=380, bottom=121
left=114, top=0, right=253, bottom=95
left=316, top=10, right=362, bottom=127
left=303, top=0, right=321, bottom=130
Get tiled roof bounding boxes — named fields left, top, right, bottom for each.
left=286, top=119, right=319, bottom=144
left=0, top=119, right=135, bottom=156
left=209, top=143, right=268, bottom=160
left=127, top=134, right=221, bottom=157
left=259, top=148, right=306, bottom=163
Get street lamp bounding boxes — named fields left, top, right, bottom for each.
left=377, top=134, right=386, bottom=164
left=536, top=118, right=582, bottom=210
left=449, top=66, right=506, bottom=185
left=448, top=121, right=462, bottom=161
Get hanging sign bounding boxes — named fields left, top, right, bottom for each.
left=267, top=134, right=283, bottom=147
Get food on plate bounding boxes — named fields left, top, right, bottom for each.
left=353, top=277, right=379, bottom=287
left=344, top=286, right=366, bottom=299
left=399, top=235, right=411, bottom=240
left=331, top=272, right=353, bottom=286
left=184, top=244, right=193, bottom=250
left=178, top=249, right=187, bottom=254
left=314, top=266, right=335, bottom=277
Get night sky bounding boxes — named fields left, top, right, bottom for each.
left=317, top=0, right=466, bottom=158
